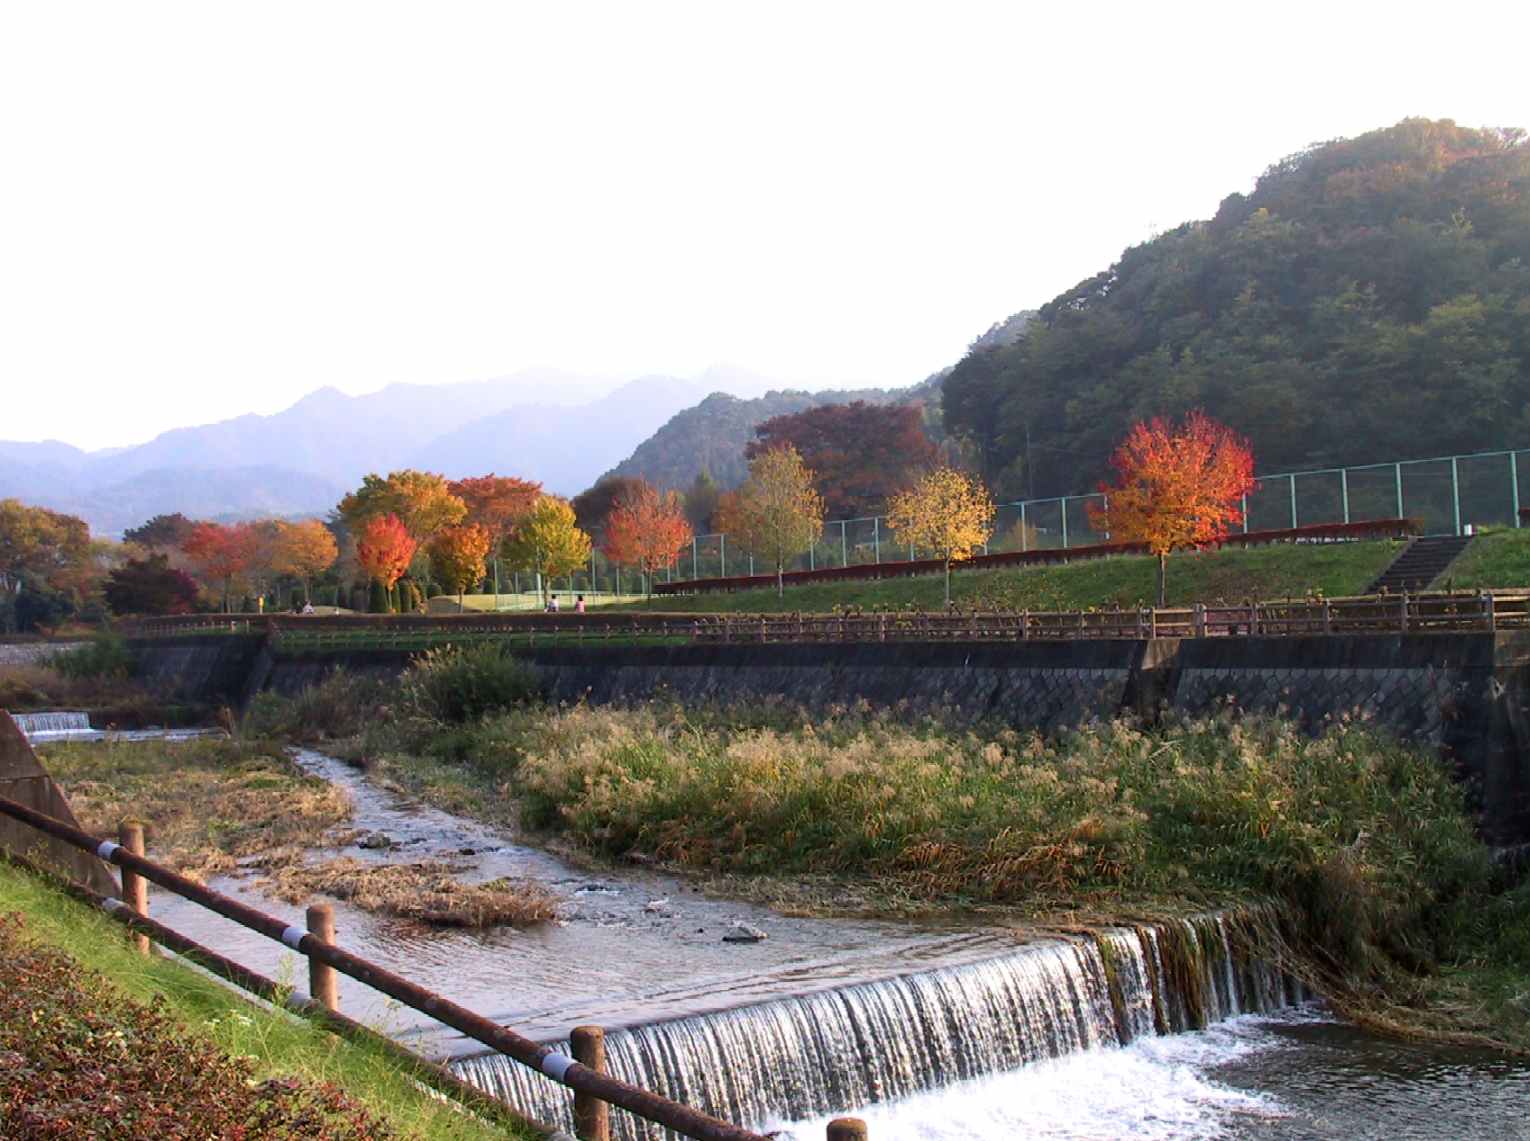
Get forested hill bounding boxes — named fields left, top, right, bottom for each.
left=605, top=388, right=906, bottom=489
left=942, top=119, right=1530, bottom=499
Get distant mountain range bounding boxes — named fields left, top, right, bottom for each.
left=0, top=317, right=1036, bottom=535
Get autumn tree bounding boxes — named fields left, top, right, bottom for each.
left=748, top=401, right=939, bottom=518
left=502, top=496, right=592, bottom=603
left=123, top=512, right=196, bottom=552
left=104, top=555, right=200, bottom=616
left=268, top=519, right=339, bottom=603
left=338, top=470, right=466, bottom=541
left=572, top=476, right=648, bottom=537
left=0, top=499, right=92, bottom=631
left=720, top=446, right=824, bottom=597
left=601, top=482, right=693, bottom=599
left=1087, top=411, right=1256, bottom=605
left=427, top=523, right=493, bottom=608
left=448, top=474, right=541, bottom=602
left=355, top=514, right=418, bottom=611
left=886, top=467, right=996, bottom=607
left=180, top=521, right=257, bottom=612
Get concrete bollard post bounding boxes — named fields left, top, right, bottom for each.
left=827, top=1118, right=868, bottom=1140
left=119, top=820, right=150, bottom=956
left=571, top=1025, right=610, bottom=1141
left=306, top=903, right=339, bottom=1012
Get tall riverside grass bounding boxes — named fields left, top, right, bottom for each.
left=512, top=707, right=1510, bottom=980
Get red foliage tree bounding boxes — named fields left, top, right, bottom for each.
left=181, top=521, right=256, bottom=612
left=447, top=474, right=541, bottom=599
left=600, top=482, right=693, bottom=597
left=1087, top=411, right=1257, bottom=605
left=746, top=401, right=939, bottom=518
left=354, top=513, right=418, bottom=592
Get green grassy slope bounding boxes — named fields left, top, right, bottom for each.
left=1435, top=529, right=1530, bottom=590
left=623, top=540, right=1403, bottom=614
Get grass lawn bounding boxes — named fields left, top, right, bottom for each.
left=0, top=861, right=536, bottom=1139
left=617, top=540, right=1404, bottom=614
left=1435, top=528, right=1530, bottom=590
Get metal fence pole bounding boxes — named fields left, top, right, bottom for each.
left=1020, top=501, right=1028, bottom=550
left=1341, top=469, right=1350, bottom=524
left=1061, top=497, right=1069, bottom=549
left=720, top=534, right=727, bottom=577
left=873, top=517, right=881, bottom=563
left=1241, top=494, right=1248, bottom=532
left=1514, top=452, right=1522, bottom=527
left=1395, top=462, right=1404, bottom=518
left=1289, top=474, right=1298, bottom=529
left=841, top=520, right=848, bottom=567
left=1451, top=456, right=1462, bottom=536
left=692, top=537, right=699, bottom=579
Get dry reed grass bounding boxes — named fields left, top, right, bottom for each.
left=263, top=858, right=558, bottom=927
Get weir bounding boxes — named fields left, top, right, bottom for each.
left=12, top=710, right=93, bottom=736
left=452, top=911, right=1303, bottom=1140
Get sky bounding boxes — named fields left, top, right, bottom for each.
left=2, top=1, right=1528, bottom=451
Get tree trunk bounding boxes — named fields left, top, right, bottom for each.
left=777, top=561, right=784, bottom=598
left=1156, top=552, right=1167, bottom=608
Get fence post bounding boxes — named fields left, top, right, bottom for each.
left=1192, top=602, right=1206, bottom=638
left=119, top=820, right=149, bottom=957
left=1323, top=599, right=1332, bottom=635
left=841, top=521, right=849, bottom=568
left=873, top=516, right=881, bottom=563
left=1451, top=456, right=1462, bottom=536
left=1020, top=610, right=1029, bottom=639
left=1395, top=462, right=1404, bottom=518
left=306, top=903, right=339, bottom=1012
left=571, top=1025, right=611, bottom=1141
left=1513, top=452, right=1522, bottom=528
left=1400, top=592, right=1410, bottom=633
left=1061, top=497, right=1069, bottom=549
left=1340, top=468, right=1350, bottom=524
left=827, top=1119, right=868, bottom=1140
left=1484, top=591, right=1496, bottom=633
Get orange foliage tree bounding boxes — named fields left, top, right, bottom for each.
left=601, top=482, right=693, bottom=599
left=1087, top=411, right=1256, bottom=605
left=427, top=523, right=493, bottom=607
left=354, top=514, right=418, bottom=606
left=181, top=521, right=256, bottom=612
left=447, top=475, right=541, bottom=600
left=269, top=519, right=339, bottom=604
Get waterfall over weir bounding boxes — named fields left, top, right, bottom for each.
left=12, top=711, right=93, bottom=736
left=453, top=911, right=1304, bottom=1139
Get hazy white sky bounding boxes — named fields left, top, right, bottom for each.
left=3, top=2, right=1527, bottom=450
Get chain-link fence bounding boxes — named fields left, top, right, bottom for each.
left=681, top=446, right=1530, bottom=582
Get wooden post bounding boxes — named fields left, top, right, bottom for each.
left=1192, top=602, right=1206, bottom=639
left=827, top=1119, right=868, bottom=1140
left=1484, top=591, right=1496, bottom=633
left=1400, top=592, right=1410, bottom=633
left=306, top=903, right=339, bottom=1012
left=571, top=1025, right=610, bottom=1141
left=119, top=820, right=149, bottom=956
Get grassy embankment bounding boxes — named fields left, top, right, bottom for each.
left=40, top=735, right=556, bottom=926
left=254, top=649, right=1530, bottom=1051
left=614, top=539, right=1402, bottom=613
left=0, top=862, right=537, bottom=1139
left=1437, top=527, right=1530, bottom=590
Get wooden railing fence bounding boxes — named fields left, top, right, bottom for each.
left=125, top=591, right=1530, bottom=647
left=0, top=794, right=873, bottom=1141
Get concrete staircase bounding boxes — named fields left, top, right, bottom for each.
left=1365, top=535, right=1474, bottom=594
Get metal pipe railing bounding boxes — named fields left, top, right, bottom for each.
left=0, top=793, right=768, bottom=1141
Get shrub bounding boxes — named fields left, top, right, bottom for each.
left=402, top=643, right=542, bottom=723
left=243, top=670, right=390, bottom=742
left=52, top=634, right=134, bottom=681
left=0, top=912, right=389, bottom=1139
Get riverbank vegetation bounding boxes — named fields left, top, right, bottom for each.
left=249, top=651, right=1530, bottom=1050
left=38, top=735, right=555, bottom=928
left=0, top=864, right=533, bottom=1139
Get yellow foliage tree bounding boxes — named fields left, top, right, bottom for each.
left=886, top=467, right=995, bottom=607
left=501, top=496, right=592, bottom=603
left=337, top=470, right=467, bottom=542
left=718, top=446, right=825, bottom=597
left=268, top=520, right=339, bottom=601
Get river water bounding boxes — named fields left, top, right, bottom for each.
left=778, top=1008, right=1530, bottom=1140
left=27, top=728, right=1530, bottom=1137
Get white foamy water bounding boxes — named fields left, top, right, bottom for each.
left=771, top=1012, right=1296, bottom=1141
